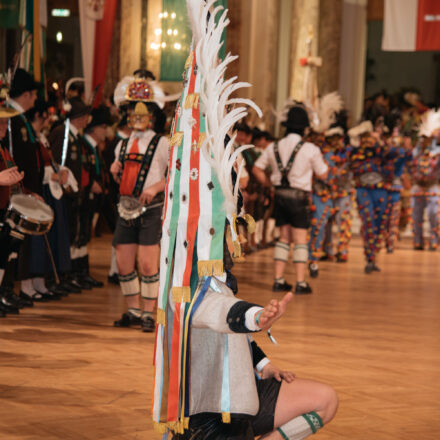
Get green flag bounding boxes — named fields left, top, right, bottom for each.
left=160, top=0, right=228, bottom=81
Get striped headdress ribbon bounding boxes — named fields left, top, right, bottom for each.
left=152, top=0, right=262, bottom=434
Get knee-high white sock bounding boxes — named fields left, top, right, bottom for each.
left=21, top=279, right=37, bottom=295
left=33, top=277, right=48, bottom=293
left=277, top=412, right=323, bottom=440
left=119, top=272, right=140, bottom=296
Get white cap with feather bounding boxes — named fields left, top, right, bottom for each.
left=347, top=120, right=374, bottom=147
left=418, top=109, right=440, bottom=138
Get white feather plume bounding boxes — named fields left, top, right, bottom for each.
left=418, top=109, right=440, bottom=138
left=113, top=76, right=134, bottom=108
left=313, top=92, right=344, bottom=133
left=188, top=0, right=262, bottom=215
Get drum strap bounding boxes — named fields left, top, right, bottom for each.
left=274, top=140, right=304, bottom=187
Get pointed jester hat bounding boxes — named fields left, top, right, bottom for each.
left=153, top=0, right=261, bottom=434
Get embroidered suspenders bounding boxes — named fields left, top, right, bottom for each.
left=274, top=140, right=304, bottom=188
left=119, top=134, right=161, bottom=197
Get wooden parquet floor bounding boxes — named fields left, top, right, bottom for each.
left=1, top=235, right=439, bottom=439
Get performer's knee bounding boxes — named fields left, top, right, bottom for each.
left=274, top=241, right=290, bottom=262
left=119, top=271, right=140, bottom=296
left=141, top=273, right=159, bottom=300
left=292, top=244, right=308, bottom=263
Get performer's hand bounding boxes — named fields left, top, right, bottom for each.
left=91, top=181, right=103, bottom=194
left=110, top=160, right=122, bottom=180
left=58, top=169, right=69, bottom=185
left=260, top=363, right=296, bottom=383
left=256, top=292, right=293, bottom=330
left=50, top=172, right=60, bottom=183
left=139, top=187, right=156, bottom=205
left=0, top=167, right=24, bottom=186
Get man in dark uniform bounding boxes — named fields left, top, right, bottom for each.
left=49, top=97, right=102, bottom=290
left=6, top=69, right=55, bottom=303
left=0, top=91, right=26, bottom=316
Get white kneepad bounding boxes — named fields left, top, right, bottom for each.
left=293, top=244, right=308, bottom=263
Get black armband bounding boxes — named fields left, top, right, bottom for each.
left=226, top=301, right=261, bottom=333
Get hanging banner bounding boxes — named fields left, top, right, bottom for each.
left=382, top=0, right=440, bottom=51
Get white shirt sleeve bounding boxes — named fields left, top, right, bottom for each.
left=254, top=143, right=273, bottom=170
left=310, top=145, right=329, bottom=176
left=114, top=139, right=123, bottom=163
left=143, top=135, right=169, bottom=190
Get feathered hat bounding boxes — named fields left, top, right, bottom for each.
left=153, top=0, right=261, bottom=434
left=0, top=72, right=19, bottom=118
left=347, top=120, right=373, bottom=147
left=418, top=109, right=440, bottom=138
left=313, top=92, right=344, bottom=134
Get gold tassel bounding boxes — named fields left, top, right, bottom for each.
left=184, top=417, right=190, bottom=429
left=197, top=260, right=224, bottom=277
left=243, top=213, right=256, bottom=233
left=170, top=132, right=184, bottom=147
left=156, top=308, right=166, bottom=326
left=222, top=412, right=231, bottom=424
left=184, top=93, right=200, bottom=110
left=185, top=52, right=194, bottom=69
left=197, top=132, right=206, bottom=149
left=232, top=240, right=242, bottom=258
left=172, top=286, right=191, bottom=303
left=153, top=422, right=168, bottom=434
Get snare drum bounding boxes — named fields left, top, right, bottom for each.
left=6, top=194, right=54, bottom=235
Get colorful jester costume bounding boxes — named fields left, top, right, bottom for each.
left=348, top=122, right=391, bottom=271
left=153, top=0, right=263, bottom=435
left=410, top=110, right=440, bottom=249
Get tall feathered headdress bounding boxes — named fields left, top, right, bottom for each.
left=153, top=0, right=261, bottom=434
left=418, top=109, right=440, bottom=138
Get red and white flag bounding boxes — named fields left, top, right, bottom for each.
left=79, top=0, right=117, bottom=104
left=382, top=0, right=440, bottom=51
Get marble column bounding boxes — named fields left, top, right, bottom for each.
left=289, top=0, right=320, bottom=101
left=226, top=0, right=280, bottom=130
left=318, top=0, right=343, bottom=95
left=120, top=0, right=142, bottom=77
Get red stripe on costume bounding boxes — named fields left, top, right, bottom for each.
left=416, top=0, right=440, bottom=51
left=167, top=303, right=182, bottom=421
left=119, top=138, right=141, bottom=196
left=182, top=52, right=201, bottom=286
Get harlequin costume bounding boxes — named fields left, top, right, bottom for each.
left=410, top=110, right=440, bottom=250
left=348, top=121, right=391, bottom=273
left=307, top=93, right=344, bottom=277
left=153, top=3, right=330, bottom=439
left=382, top=135, right=412, bottom=253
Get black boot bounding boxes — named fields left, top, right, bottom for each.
left=80, top=256, right=103, bottom=288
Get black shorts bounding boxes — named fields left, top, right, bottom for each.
left=273, top=187, right=311, bottom=229
left=251, top=378, right=282, bottom=436
left=171, top=378, right=282, bottom=440
left=112, top=205, right=162, bottom=246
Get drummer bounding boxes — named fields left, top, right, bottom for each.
left=110, top=76, right=169, bottom=332
left=7, top=71, right=62, bottom=302
left=0, top=88, right=26, bottom=315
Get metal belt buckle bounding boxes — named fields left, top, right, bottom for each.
left=117, top=196, right=146, bottom=220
